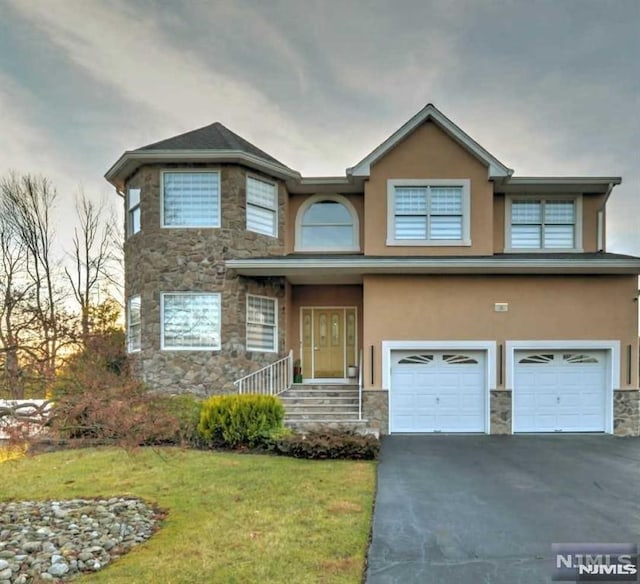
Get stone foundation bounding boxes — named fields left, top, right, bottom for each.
left=490, top=390, right=512, bottom=435
left=362, top=390, right=389, bottom=434
left=613, top=390, right=640, bottom=436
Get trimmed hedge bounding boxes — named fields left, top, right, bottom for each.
left=197, top=394, right=284, bottom=448
left=272, top=430, right=380, bottom=460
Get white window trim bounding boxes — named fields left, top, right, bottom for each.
left=246, top=174, right=278, bottom=238
left=386, top=179, right=471, bottom=246
left=127, top=188, right=141, bottom=237
left=246, top=294, right=278, bottom=353
left=382, top=340, right=496, bottom=435
left=294, top=194, right=360, bottom=252
left=127, top=295, right=141, bottom=353
left=505, top=340, right=619, bottom=434
left=504, top=194, right=583, bottom=253
left=160, top=169, right=221, bottom=229
left=160, top=292, right=222, bottom=351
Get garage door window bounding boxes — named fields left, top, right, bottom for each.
left=563, top=354, right=599, bottom=364
left=518, top=353, right=554, bottom=364
left=443, top=354, right=478, bottom=364
left=398, top=354, right=433, bottom=364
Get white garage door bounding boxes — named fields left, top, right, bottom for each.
left=514, top=351, right=607, bottom=433
left=390, top=351, right=486, bottom=433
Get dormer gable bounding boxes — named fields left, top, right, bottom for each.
left=347, top=103, right=513, bottom=180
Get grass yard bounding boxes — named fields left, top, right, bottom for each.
left=0, top=448, right=376, bottom=583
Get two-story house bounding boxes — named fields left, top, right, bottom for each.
left=106, top=104, right=640, bottom=436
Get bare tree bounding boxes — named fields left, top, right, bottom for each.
left=65, top=192, right=116, bottom=345
left=0, top=173, right=62, bottom=384
left=0, top=213, right=34, bottom=398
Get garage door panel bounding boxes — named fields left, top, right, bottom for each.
left=390, top=350, right=485, bottom=433
left=514, top=350, right=606, bottom=433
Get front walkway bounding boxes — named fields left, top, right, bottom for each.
left=366, top=435, right=640, bottom=583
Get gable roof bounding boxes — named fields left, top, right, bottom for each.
left=347, top=103, right=513, bottom=180
left=138, top=122, right=286, bottom=166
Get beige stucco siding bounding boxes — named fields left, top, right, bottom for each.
left=362, top=274, right=638, bottom=389
left=493, top=194, right=505, bottom=252
left=288, top=285, right=363, bottom=362
left=582, top=194, right=606, bottom=252
left=364, top=121, right=494, bottom=256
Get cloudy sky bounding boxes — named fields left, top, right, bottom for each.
left=1, top=0, right=638, bottom=254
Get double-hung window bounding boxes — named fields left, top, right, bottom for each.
left=127, top=295, right=141, bottom=353
left=162, top=171, right=220, bottom=227
left=127, top=188, right=141, bottom=236
left=161, top=293, right=221, bottom=350
left=508, top=198, right=579, bottom=250
left=246, top=295, right=277, bottom=352
left=247, top=177, right=277, bottom=236
left=387, top=179, right=471, bottom=245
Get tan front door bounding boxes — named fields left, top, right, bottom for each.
left=301, top=307, right=357, bottom=380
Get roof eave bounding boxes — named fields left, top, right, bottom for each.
left=105, top=149, right=301, bottom=189
left=500, top=176, right=622, bottom=195
left=227, top=257, right=640, bottom=279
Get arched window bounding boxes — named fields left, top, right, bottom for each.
left=295, top=195, right=359, bottom=252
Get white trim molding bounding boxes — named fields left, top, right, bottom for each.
left=505, top=340, right=620, bottom=434
left=382, top=340, right=497, bottom=435
left=105, top=149, right=300, bottom=189
left=386, top=178, right=471, bottom=247
left=294, top=193, right=361, bottom=252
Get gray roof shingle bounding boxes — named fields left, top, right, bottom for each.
left=137, top=122, right=286, bottom=167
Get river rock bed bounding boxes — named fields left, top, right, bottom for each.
left=0, top=498, right=162, bottom=582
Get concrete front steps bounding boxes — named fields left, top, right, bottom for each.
left=280, top=384, right=369, bottom=433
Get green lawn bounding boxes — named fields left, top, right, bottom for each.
left=0, top=448, right=376, bottom=583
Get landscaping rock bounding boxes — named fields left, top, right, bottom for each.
left=0, top=497, right=161, bottom=582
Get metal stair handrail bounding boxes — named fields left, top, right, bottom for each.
left=233, top=350, right=293, bottom=396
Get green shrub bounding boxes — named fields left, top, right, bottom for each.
left=273, top=430, right=380, bottom=460
left=197, top=394, right=285, bottom=449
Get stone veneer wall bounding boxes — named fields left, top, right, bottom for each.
left=125, top=163, right=288, bottom=395
left=613, top=390, right=640, bottom=436
left=490, top=390, right=511, bottom=435
left=362, top=390, right=389, bottom=434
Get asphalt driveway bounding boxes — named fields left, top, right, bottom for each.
left=366, top=435, right=640, bottom=583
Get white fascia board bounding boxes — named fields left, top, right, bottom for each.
left=503, top=176, right=622, bottom=195
left=348, top=104, right=513, bottom=179
left=227, top=257, right=640, bottom=275
left=105, top=149, right=300, bottom=187
left=508, top=176, right=622, bottom=185
left=286, top=176, right=365, bottom=194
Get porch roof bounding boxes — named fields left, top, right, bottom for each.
left=226, top=253, right=640, bottom=284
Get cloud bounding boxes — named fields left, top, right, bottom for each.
left=7, top=0, right=334, bottom=172
left=5, top=0, right=639, bottom=255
